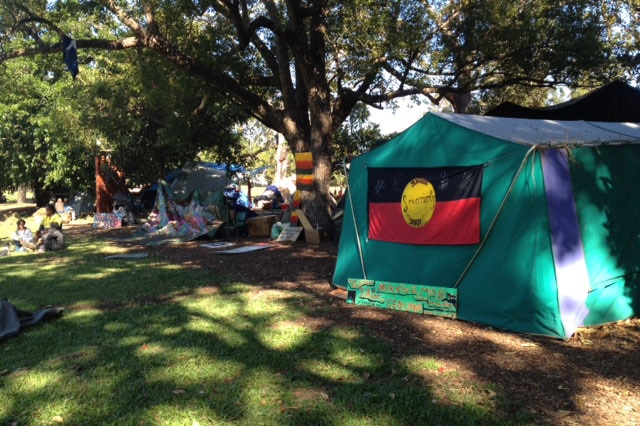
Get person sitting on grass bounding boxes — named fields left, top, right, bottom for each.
left=37, top=222, right=64, bottom=253
left=55, top=197, right=74, bottom=223
left=11, top=219, right=35, bottom=252
left=55, top=197, right=65, bottom=215
left=36, top=204, right=63, bottom=240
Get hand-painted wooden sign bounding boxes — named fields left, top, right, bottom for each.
left=346, top=279, right=457, bottom=318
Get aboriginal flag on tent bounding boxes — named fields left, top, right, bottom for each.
left=368, top=166, right=483, bottom=245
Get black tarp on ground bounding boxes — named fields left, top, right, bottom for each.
left=0, top=299, right=64, bottom=342
left=486, top=81, right=640, bottom=122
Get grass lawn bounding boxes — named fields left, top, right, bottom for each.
left=0, top=214, right=527, bottom=425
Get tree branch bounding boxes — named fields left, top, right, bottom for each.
left=0, top=37, right=141, bottom=62
left=13, top=17, right=66, bottom=46
left=103, top=0, right=146, bottom=39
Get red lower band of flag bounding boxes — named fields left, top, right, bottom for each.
left=297, top=175, right=313, bottom=184
left=369, top=198, right=481, bottom=245
left=296, top=160, right=313, bottom=169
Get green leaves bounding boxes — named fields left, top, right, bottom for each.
left=1, top=0, right=637, bottom=217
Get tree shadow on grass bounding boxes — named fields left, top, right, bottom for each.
left=0, top=245, right=520, bottom=425
left=0, top=283, right=518, bottom=425
left=0, top=227, right=637, bottom=425
left=145, top=235, right=640, bottom=425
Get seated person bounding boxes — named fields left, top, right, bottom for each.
left=113, top=203, right=134, bottom=225
left=36, top=204, right=63, bottom=240
left=11, top=219, right=35, bottom=252
left=55, top=197, right=65, bottom=214
left=231, top=203, right=258, bottom=222
left=55, top=197, right=73, bottom=223
left=63, top=197, right=76, bottom=220
left=224, top=184, right=257, bottom=221
left=253, top=185, right=285, bottom=209
left=37, top=222, right=64, bottom=252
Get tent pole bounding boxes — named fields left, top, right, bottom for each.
left=453, top=146, right=538, bottom=289
left=344, top=160, right=367, bottom=279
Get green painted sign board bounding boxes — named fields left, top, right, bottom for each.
left=346, top=279, right=457, bottom=318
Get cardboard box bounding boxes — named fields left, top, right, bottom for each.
left=246, top=215, right=277, bottom=237
left=304, top=228, right=330, bottom=243
left=293, top=209, right=330, bottom=243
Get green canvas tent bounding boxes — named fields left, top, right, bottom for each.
left=332, top=112, right=640, bottom=338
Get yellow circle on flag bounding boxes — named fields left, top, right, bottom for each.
left=401, top=178, right=436, bottom=228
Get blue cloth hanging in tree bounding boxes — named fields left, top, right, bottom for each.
left=62, top=36, right=79, bottom=79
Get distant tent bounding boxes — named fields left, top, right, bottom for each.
left=140, top=162, right=243, bottom=211
left=69, top=192, right=95, bottom=217
left=130, top=162, right=241, bottom=243
left=169, top=162, right=237, bottom=197
left=486, top=81, right=640, bottom=122
left=333, top=111, right=640, bottom=339
left=133, top=181, right=227, bottom=244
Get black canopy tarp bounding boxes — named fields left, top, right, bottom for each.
left=486, top=81, right=640, bottom=122
left=0, top=299, right=64, bottom=342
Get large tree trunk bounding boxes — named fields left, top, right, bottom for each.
left=287, top=109, right=334, bottom=233
left=16, top=186, right=28, bottom=203
left=445, top=77, right=472, bottom=113
left=305, top=144, right=333, bottom=231
left=445, top=91, right=471, bottom=113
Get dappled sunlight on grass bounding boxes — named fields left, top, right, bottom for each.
left=338, top=413, right=397, bottom=426
left=187, top=317, right=249, bottom=347
left=240, top=368, right=290, bottom=420
left=0, top=221, right=562, bottom=425
left=69, top=269, right=129, bottom=281
left=180, top=298, right=252, bottom=346
left=185, top=297, right=243, bottom=319
left=63, top=310, right=104, bottom=326
left=156, top=263, right=189, bottom=271
left=146, top=348, right=245, bottom=384
left=6, top=370, right=63, bottom=394
left=0, top=267, right=39, bottom=281
left=401, top=355, right=442, bottom=373
left=159, top=326, right=183, bottom=337
left=117, top=335, right=150, bottom=347
left=144, top=405, right=220, bottom=426
left=328, top=347, right=382, bottom=370
left=244, top=289, right=292, bottom=315
left=217, top=283, right=255, bottom=296
left=259, top=321, right=309, bottom=350
left=299, top=358, right=363, bottom=383
left=328, top=327, right=363, bottom=341
left=104, top=322, right=134, bottom=333
left=400, top=354, right=502, bottom=410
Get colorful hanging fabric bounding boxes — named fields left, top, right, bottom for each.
left=295, top=152, right=314, bottom=191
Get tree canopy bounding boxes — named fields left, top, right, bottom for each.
left=0, top=56, right=98, bottom=204
left=1, top=0, right=637, bottom=222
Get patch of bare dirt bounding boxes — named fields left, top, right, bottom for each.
left=80, top=224, right=640, bottom=425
